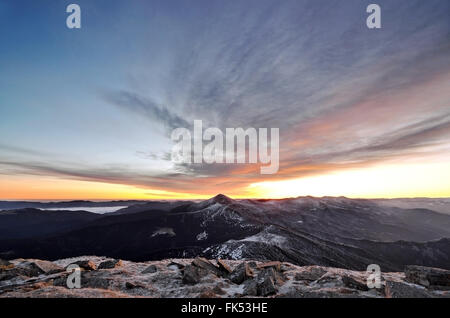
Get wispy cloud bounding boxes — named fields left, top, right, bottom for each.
left=1, top=0, right=449, bottom=197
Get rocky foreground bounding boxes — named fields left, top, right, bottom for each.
left=1, top=256, right=449, bottom=298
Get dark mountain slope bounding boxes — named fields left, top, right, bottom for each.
left=0, top=208, right=101, bottom=240
left=0, top=202, right=262, bottom=261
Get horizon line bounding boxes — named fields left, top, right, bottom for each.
left=2, top=195, right=450, bottom=202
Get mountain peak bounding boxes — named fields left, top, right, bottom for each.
left=209, top=194, right=233, bottom=205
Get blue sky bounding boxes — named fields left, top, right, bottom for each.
left=0, top=0, right=449, bottom=199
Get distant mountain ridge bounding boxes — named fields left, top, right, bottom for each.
left=0, top=200, right=149, bottom=211
left=0, top=194, right=449, bottom=271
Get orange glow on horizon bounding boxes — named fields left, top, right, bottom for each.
left=247, top=161, right=450, bottom=199
left=1, top=161, right=449, bottom=200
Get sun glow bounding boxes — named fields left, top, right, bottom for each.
left=247, top=161, right=450, bottom=199
left=0, top=175, right=203, bottom=200
left=2, top=161, right=449, bottom=200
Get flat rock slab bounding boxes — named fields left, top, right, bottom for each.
left=385, top=281, right=433, bottom=298
left=125, top=281, right=146, bottom=289
left=3, top=260, right=64, bottom=279
left=257, top=261, right=282, bottom=272
left=192, top=257, right=224, bottom=276
left=71, top=260, right=97, bottom=271
left=98, top=259, right=122, bottom=270
left=294, top=267, right=327, bottom=281
left=142, top=265, right=158, bottom=274
left=342, top=275, right=369, bottom=291
left=216, top=259, right=232, bottom=274
left=405, top=265, right=450, bottom=288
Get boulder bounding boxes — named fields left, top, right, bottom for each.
left=83, top=277, right=111, bottom=289
left=315, top=273, right=343, bottom=287
left=192, top=257, right=224, bottom=276
left=4, top=260, right=64, bottom=278
left=31, top=260, right=65, bottom=275
left=280, top=263, right=293, bottom=272
left=182, top=265, right=208, bottom=285
left=242, top=279, right=258, bottom=296
left=142, top=265, right=158, bottom=274
left=247, top=261, right=258, bottom=269
left=342, top=275, right=369, bottom=291
left=52, top=275, right=70, bottom=287
left=216, top=259, right=232, bottom=274
left=257, top=268, right=277, bottom=296
left=294, top=267, right=327, bottom=281
left=385, top=280, right=433, bottom=298
left=98, top=259, right=122, bottom=270
left=167, top=261, right=185, bottom=270
left=0, top=271, right=21, bottom=282
left=405, top=265, right=450, bottom=288
left=212, top=285, right=226, bottom=295
left=257, top=261, right=281, bottom=272
left=72, top=260, right=96, bottom=271
left=198, top=290, right=219, bottom=298
left=125, top=281, right=146, bottom=289
left=229, top=263, right=253, bottom=284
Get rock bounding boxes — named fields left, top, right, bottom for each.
left=277, top=288, right=367, bottom=298
left=405, top=265, right=450, bottom=289
left=0, top=271, right=20, bottom=282
left=229, top=263, right=253, bottom=284
left=125, top=281, right=145, bottom=289
left=72, top=260, right=96, bottom=271
left=294, top=267, right=327, bottom=281
left=258, top=261, right=281, bottom=272
left=216, top=259, right=232, bottom=274
left=0, top=259, right=11, bottom=266
left=142, top=265, right=158, bottom=274
left=167, top=261, right=184, bottom=270
left=83, top=277, right=111, bottom=289
left=52, top=275, right=69, bottom=287
left=385, top=281, right=433, bottom=298
left=192, top=257, right=224, bottom=276
left=27, top=281, right=52, bottom=291
left=182, top=265, right=208, bottom=285
left=212, top=285, right=226, bottom=295
left=198, top=290, right=219, bottom=298
left=342, top=275, right=369, bottom=291
left=0, top=259, right=14, bottom=271
left=98, top=259, right=122, bottom=270
left=247, top=261, right=258, bottom=269
left=315, top=273, right=343, bottom=287
left=280, top=263, right=293, bottom=272
left=31, top=260, right=65, bottom=275
left=3, top=260, right=64, bottom=278
left=242, top=279, right=258, bottom=296
left=257, top=268, right=277, bottom=296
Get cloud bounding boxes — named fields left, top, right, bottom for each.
left=2, top=0, right=450, bottom=197
left=105, top=90, right=190, bottom=133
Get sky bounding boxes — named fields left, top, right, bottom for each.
left=0, top=0, right=449, bottom=200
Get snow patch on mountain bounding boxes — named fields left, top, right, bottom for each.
left=151, top=228, right=176, bottom=237
left=239, top=231, right=286, bottom=246
left=196, top=231, right=208, bottom=241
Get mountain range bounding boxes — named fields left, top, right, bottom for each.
left=0, top=194, right=449, bottom=272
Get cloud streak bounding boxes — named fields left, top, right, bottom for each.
left=1, top=0, right=450, bottom=197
